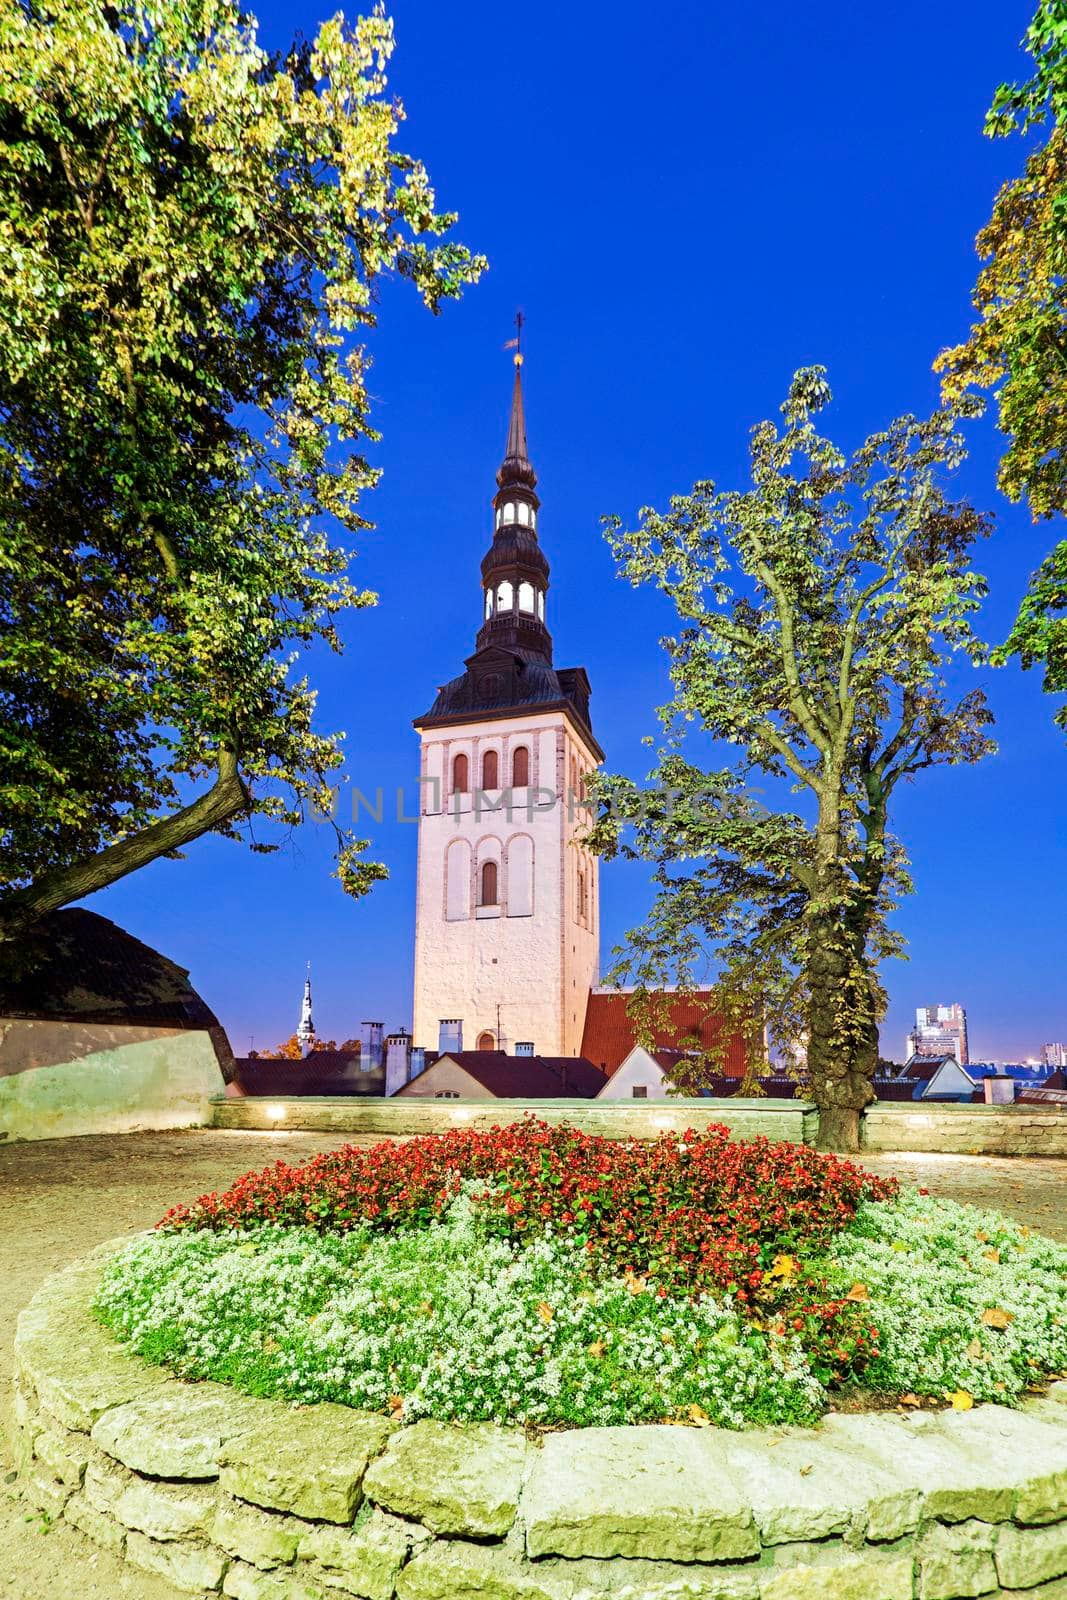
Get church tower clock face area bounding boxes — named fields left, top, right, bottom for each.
left=411, top=352, right=602, bottom=1059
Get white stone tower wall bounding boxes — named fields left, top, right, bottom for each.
left=413, top=711, right=600, bottom=1057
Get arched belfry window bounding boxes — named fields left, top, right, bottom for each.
left=512, top=746, right=530, bottom=787
left=480, top=859, right=498, bottom=906
left=517, top=501, right=530, bottom=526
left=518, top=581, right=535, bottom=613
left=503, top=502, right=516, bottom=524
left=497, top=580, right=514, bottom=611
left=482, top=749, right=499, bottom=789
left=477, top=1029, right=496, bottom=1052
left=452, top=753, right=469, bottom=794
left=537, top=590, right=545, bottom=620
left=495, top=506, right=502, bottom=529
left=484, top=589, right=493, bottom=619
left=530, top=508, right=537, bottom=530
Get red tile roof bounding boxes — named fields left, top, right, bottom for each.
left=415, top=1051, right=607, bottom=1099
left=580, top=990, right=748, bottom=1078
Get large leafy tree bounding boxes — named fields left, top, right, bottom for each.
left=586, top=371, right=994, bottom=1152
left=0, top=1, right=483, bottom=945
left=936, top=0, right=1067, bottom=730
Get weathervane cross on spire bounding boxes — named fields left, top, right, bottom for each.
left=503, top=309, right=524, bottom=365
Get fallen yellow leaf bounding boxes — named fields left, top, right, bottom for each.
left=949, top=1390, right=974, bottom=1411
left=981, top=1307, right=1015, bottom=1330
left=846, top=1282, right=870, bottom=1302
left=771, top=1254, right=798, bottom=1280
left=799, top=1464, right=813, bottom=1477
left=687, top=1404, right=711, bottom=1426
left=387, top=1394, right=404, bottom=1415
left=899, top=1393, right=923, bottom=1407
left=588, top=1339, right=607, bottom=1359
left=965, top=1338, right=984, bottom=1360
left=983, top=1248, right=1001, bottom=1265
left=537, top=1301, right=554, bottom=1324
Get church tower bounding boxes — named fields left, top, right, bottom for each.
left=412, top=351, right=601, bottom=1058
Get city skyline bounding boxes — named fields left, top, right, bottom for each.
left=84, top=0, right=1065, bottom=1066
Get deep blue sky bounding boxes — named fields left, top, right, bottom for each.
left=91, top=0, right=1065, bottom=1063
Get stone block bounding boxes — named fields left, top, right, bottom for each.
left=32, top=1421, right=90, bottom=1489
left=83, top=1448, right=133, bottom=1513
left=125, top=1529, right=229, bottom=1593
left=15, top=1248, right=171, bottom=1431
left=224, top=1561, right=328, bottom=1600
left=299, top=1509, right=428, bottom=1599
left=63, top=1489, right=127, bottom=1553
left=996, top=1523, right=1067, bottom=1590
left=219, top=1405, right=395, bottom=1524
left=23, top=1465, right=72, bottom=1520
left=997, top=1580, right=1067, bottom=1599
left=213, top=1497, right=304, bottom=1569
left=757, top=1550, right=915, bottom=1600
left=723, top=1428, right=919, bottom=1544
left=396, top=1541, right=559, bottom=1600
left=363, top=1420, right=526, bottom=1537
left=113, top=1476, right=217, bottom=1540
left=522, top=1425, right=759, bottom=1562
left=91, top=1385, right=266, bottom=1478
left=918, top=1520, right=998, bottom=1599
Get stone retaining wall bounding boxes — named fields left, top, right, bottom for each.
left=12, top=1244, right=1067, bottom=1600
left=860, top=1104, right=1067, bottom=1157
left=211, top=1095, right=821, bottom=1144
left=210, top=1095, right=1067, bottom=1157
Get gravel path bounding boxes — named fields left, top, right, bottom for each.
left=0, top=1129, right=1064, bottom=1599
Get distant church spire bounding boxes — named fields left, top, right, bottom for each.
left=476, top=329, right=550, bottom=658
left=296, top=962, right=314, bottom=1058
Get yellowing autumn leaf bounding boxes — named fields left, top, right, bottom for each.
left=965, top=1338, right=984, bottom=1361
left=846, top=1282, right=870, bottom=1301
left=687, top=1404, right=711, bottom=1426
left=387, top=1394, right=405, bottom=1415
left=983, top=1248, right=1001, bottom=1265
left=981, top=1307, right=1015, bottom=1330
left=587, top=1338, right=607, bottom=1359
left=770, top=1254, right=798, bottom=1280
left=536, top=1301, right=554, bottom=1324
left=899, top=1393, right=923, bottom=1407
left=949, top=1390, right=974, bottom=1411
left=624, top=1272, right=648, bottom=1296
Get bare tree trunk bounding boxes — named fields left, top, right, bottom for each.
left=0, top=750, right=248, bottom=944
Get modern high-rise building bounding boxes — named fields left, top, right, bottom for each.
left=1042, top=1043, right=1067, bottom=1069
left=906, top=1003, right=969, bottom=1065
left=411, top=352, right=602, bottom=1057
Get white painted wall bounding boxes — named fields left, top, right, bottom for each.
left=596, top=1045, right=671, bottom=1100
left=412, top=709, right=600, bottom=1057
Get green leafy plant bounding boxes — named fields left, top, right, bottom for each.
left=0, top=1, right=484, bottom=941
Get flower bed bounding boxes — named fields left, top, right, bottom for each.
left=94, top=1121, right=1067, bottom=1430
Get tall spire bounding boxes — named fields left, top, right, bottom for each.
left=297, top=962, right=314, bottom=1058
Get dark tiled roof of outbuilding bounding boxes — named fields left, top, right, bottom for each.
left=431, top=1051, right=607, bottom=1099
left=230, top=1052, right=384, bottom=1097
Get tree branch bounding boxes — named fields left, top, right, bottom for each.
left=0, top=750, right=249, bottom=937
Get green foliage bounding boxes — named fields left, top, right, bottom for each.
left=93, top=1185, right=1067, bottom=1427
left=95, top=1190, right=825, bottom=1430
left=936, top=1, right=1067, bottom=728
left=587, top=371, right=994, bottom=1144
left=0, top=1, right=483, bottom=926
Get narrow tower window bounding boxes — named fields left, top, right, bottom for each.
left=482, top=749, right=499, bottom=789
left=530, top=508, right=537, bottom=530
left=497, top=579, right=514, bottom=611
left=518, top=581, right=535, bottom=613
left=495, top=506, right=502, bottom=529
left=480, top=859, right=498, bottom=906
left=537, top=590, right=544, bottom=620
left=452, top=753, right=469, bottom=794
left=484, top=589, right=493, bottom=619
left=512, top=745, right=530, bottom=787
left=503, top=502, right=516, bottom=524
left=517, top=501, right=530, bottom=526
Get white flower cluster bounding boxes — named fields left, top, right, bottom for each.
left=825, top=1189, right=1067, bottom=1403
left=95, top=1189, right=822, bottom=1429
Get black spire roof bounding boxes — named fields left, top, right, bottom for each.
left=414, top=352, right=599, bottom=753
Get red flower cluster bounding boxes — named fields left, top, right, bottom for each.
left=159, top=1120, right=894, bottom=1326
